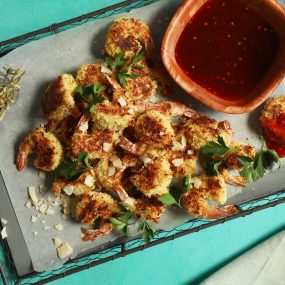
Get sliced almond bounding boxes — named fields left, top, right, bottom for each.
left=28, top=186, right=38, bottom=205
left=187, top=149, right=194, bottom=155
left=171, top=141, right=184, bottom=151
left=39, top=203, right=48, bottom=214
left=1, top=227, right=8, bottom=239
left=118, top=97, right=127, bottom=107
left=108, top=166, right=116, bottom=177
left=1, top=218, right=8, bottom=225
left=38, top=171, right=46, bottom=179
left=103, top=142, right=112, bottom=152
left=63, top=185, right=74, bottom=196
left=25, top=199, right=32, bottom=208
left=84, top=175, right=95, bottom=187
left=54, top=224, right=64, bottom=231
left=110, top=155, right=123, bottom=169
left=172, top=158, right=184, bottom=167
left=31, top=216, right=37, bottom=223
left=53, top=237, right=62, bottom=247
left=79, top=121, right=88, bottom=132
left=193, top=178, right=202, bottom=189
left=141, top=156, right=152, bottom=164
left=57, top=243, right=73, bottom=259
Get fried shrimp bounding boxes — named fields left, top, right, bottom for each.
left=16, top=127, right=63, bottom=171
left=76, top=192, right=121, bottom=224
left=183, top=115, right=233, bottom=151
left=105, top=18, right=154, bottom=60
left=71, top=115, right=118, bottom=160
left=181, top=174, right=238, bottom=219
left=130, top=157, right=172, bottom=197
left=42, top=74, right=78, bottom=122
left=52, top=170, right=97, bottom=196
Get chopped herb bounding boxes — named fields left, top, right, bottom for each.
left=237, top=137, right=281, bottom=183
left=105, top=51, right=144, bottom=87
left=74, top=83, right=106, bottom=113
left=55, top=152, right=91, bottom=181
left=200, top=136, right=238, bottom=176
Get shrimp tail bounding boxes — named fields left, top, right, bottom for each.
left=203, top=204, right=238, bottom=219
left=16, top=137, right=32, bottom=171
left=81, top=222, right=113, bottom=241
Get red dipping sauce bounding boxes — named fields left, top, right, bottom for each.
left=175, top=0, right=280, bottom=101
left=262, top=113, right=285, bottom=158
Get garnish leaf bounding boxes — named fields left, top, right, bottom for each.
left=130, top=51, right=145, bottom=66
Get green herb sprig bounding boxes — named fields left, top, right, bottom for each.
left=158, top=176, right=190, bottom=207
left=109, top=209, right=156, bottom=244
left=55, top=152, right=91, bottom=181
left=74, top=83, right=106, bottom=113
left=105, top=51, right=144, bottom=87
left=237, top=137, right=281, bottom=183
left=200, top=136, right=238, bottom=176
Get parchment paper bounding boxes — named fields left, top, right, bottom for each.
left=0, top=0, right=284, bottom=274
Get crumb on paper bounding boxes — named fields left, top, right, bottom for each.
left=57, top=243, right=73, bottom=259
left=41, top=220, right=46, bottom=224
left=54, top=224, right=64, bottom=231
left=25, top=199, right=32, bottom=208
left=1, top=218, right=8, bottom=225
left=31, top=216, right=37, bottom=223
left=53, top=237, right=62, bottom=247
left=28, top=186, right=39, bottom=205
left=33, top=231, right=38, bottom=236
left=38, top=171, right=46, bottom=179
left=1, top=227, right=8, bottom=239
left=45, top=208, right=55, bottom=215
left=44, top=226, right=50, bottom=231
left=39, top=203, right=48, bottom=214
left=39, top=184, right=47, bottom=193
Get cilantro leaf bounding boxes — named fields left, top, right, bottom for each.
left=158, top=193, right=178, bottom=206
left=130, top=51, right=145, bottom=66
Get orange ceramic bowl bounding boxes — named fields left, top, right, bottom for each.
left=161, top=0, right=285, bottom=114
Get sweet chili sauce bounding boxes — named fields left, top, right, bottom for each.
left=262, top=113, right=285, bottom=158
left=175, top=0, right=280, bottom=101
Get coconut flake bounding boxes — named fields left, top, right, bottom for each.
left=1, top=218, right=8, bottom=225
left=110, top=155, right=123, bottom=169
left=118, top=97, right=127, bottom=107
left=84, top=175, right=95, bottom=187
left=53, top=238, right=62, bottom=247
left=31, top=216, right=37, bottom=223
left=193, top=178, right=202, bottom=189
left=54, top=224, right=64, bottom=231
left=39, top=203, right=48, bottom=214
left=39, top=184, right=47, bottom=193
left=103, top=142, right=112, bottom=152
left=187, top=149, right=194, bottom=155
left=172, top=158, right=184, bottom=167
left=57, top=243, right=73, bottom=259
left=46, top=208, right=55, bottom=215
left=28, top=186, right=39, bottom=205
left=79, top=121, right=88, bottom=132
left=141, top=156, right=152, bottom=164
left=63, top=185, right=74, bottom=196
left=108, top=166, right=116, bottom=177
left=1, top=227, right=8, bottom=239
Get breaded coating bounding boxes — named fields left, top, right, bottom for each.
left=130, top=157, right=172, bottom=197
left=105, top=18, right=153, bottom=60
left=42, top=74, right=77, bottom=121
left=182, top=174, right=237, bottom=219
left=135, top=110, right=175, bottom=146
left=16, top=127, right=63, bottom=171
left=71, top=129, right=117, bottom=160
left=76, top=192, right=121, bottom=224
left=168, top=151, right=197, bottom=178
left=52, top=170, right=97, bottom=196
left=260, top=96, right=285, bottom=121
left=133, top=197, right=165, bottom=223
left=183, top=115, right=233, bottom=151
left=91, top=101, right=133, bottom=132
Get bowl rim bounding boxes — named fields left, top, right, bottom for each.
left=161, top=0, right=285, bottom=114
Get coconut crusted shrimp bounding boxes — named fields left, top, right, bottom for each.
left=181, top=173, right=238, bottom=219
left=221, top=141, right=256, bottom=187
left=182, top=115, right=233, bottom=151
left=42, top=74, right=79, bottom=122
left=16, top=127, right=63, bottom=171
left=52, top=169, right=97, bottom=196
left=71, top=115, right=118, bottom=160
left=105, top=18, right=154, bottom=60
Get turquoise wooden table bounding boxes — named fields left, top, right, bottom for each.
left=1, top=1, right=285, bottom=284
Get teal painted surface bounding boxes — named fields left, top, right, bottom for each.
left=1, top=1, right=285, bottom=284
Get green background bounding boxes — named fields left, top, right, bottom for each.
left=1, top=1, right=285, bottom=284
